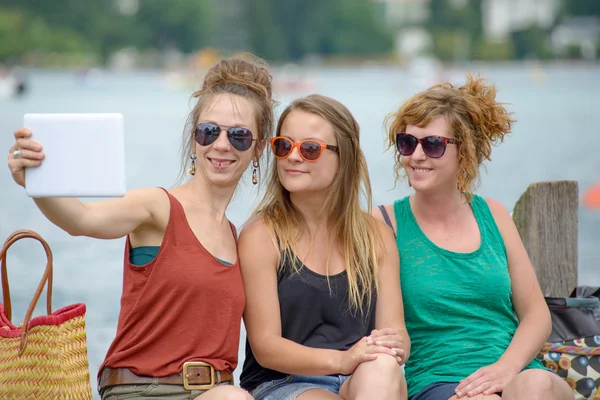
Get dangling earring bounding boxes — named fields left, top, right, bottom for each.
left=251, top=161, right=259, bottom=185
left=189, top=154, right=197, bottom=176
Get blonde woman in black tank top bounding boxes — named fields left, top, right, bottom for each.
left=239, top=95, right=410, bottom=400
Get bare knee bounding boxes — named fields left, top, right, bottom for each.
left=504, top=372, right=552, bottom=400
left=227, top=391, right=253, bottom=400
left=504, top=370, right=573, bottom=400
left=355, top=353, right=402, bottom=379
left=448, top=395, right=501, bottom=400
left=344, top=355, right=406, bottom=399
left=296, top=388, right=342, bottom=399
left=194, top=385, right=253, bottom=400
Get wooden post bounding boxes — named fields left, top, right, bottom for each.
left=512, top=181, right=578, bottom=297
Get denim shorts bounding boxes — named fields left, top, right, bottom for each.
left=410, top=382, right=504, bottom=400
left=251, top=374, right=350, bottom=400
left=409, top=382, right=458, bottom=400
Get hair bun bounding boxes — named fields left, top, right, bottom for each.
left=196, top=52, right=272, bottom=105
left=458, top=74, right=513, bottom=149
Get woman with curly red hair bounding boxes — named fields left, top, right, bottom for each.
left=373, top=75, right=574, bottom=400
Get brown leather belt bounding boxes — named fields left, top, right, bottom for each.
left=99, top=362, right=233, bottom=391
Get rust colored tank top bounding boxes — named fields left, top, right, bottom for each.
left=99, top=189, right=245, bottom=377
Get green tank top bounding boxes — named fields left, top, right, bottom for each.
left=393, top=195, right=544, bottom=397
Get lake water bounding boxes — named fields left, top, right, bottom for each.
left=1, top=63, right=599, bottom=397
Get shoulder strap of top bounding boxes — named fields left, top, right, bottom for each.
left=228, top=221, right=238, bottom=242
left=470, top=194, right=507, bottom=254
left=157, top=187, right=184, bottom=217
left=470, top=194, right=493, bottom=222
left=378, top=205, right=396, bottom=238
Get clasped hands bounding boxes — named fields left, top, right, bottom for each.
left=338, top=328, right=406, bottom=375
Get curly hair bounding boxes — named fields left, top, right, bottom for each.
left=385, top=73, right=515, bottom=200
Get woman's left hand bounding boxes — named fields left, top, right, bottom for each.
left=366, top=328, right=406, bottom=364
left=455, top=362, right=518, bottom=397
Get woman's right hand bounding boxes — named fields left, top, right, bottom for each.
left=337, top=336, right=398, bottom=375
left=7, top=128, right=45, bottom=187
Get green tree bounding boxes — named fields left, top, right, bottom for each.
left=0, top=5, right=94, bottom=62
left=0, top=0, right=394, bottom=64
left=249, top=0, right=288, bottom=60
left=510, top=26, right=552, bottom=60
left=0, top=0, right=134, bottom=63
left=133, top=0, right=215, bottom=53
left=325, top=0, right=394, bottom=55
left=0, top=0, right=214, bottom=63
left=248, top=0, right=393, bottom=61
left=427, top=0, right=483, bottom=61
left=562, top=0, right=600, bottom=17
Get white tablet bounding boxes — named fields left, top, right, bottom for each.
left=23, top=113, right=126, bottom=198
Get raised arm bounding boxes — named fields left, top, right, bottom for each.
left=8, top=127, right=158, bottom=239
left=32, top=189, right=159, bottom=239
left=239, top=218, right=396, bottom=376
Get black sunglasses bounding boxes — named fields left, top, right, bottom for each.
left=195, top=123, right=255, bottom=152
left=396, top=133, right=458, bottom=159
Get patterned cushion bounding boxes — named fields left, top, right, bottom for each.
left=537, top=336, right=600, bottom=400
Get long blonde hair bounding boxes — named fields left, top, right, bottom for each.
left=385, top=73, right=515, bottom=200
left=255, top=94, right=383, bottom=314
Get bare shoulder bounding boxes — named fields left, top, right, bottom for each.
left=372, top=215, right=395, bottom=240
left=127, top=186, right=168, bottom=202
left=371, top=203, right=396, bottom=237
left=367, top=214, right=398, bottom=267
left=128, top=187, right=169, bottom=214
left=484, top=197, right=509, bottom=214
left=240, top=214, right=265, bottom=231
left=484, top=197, right=512, bottom=223
left=239, top=215, right=269, bottom=238
left=483, top=197, right=520, bottom=240
left=239, top=215, right=275, bottom=250
left=238, top=215, right=279, bottom=269
left=122, top=187, right=171, bottom=232
left=370, top=203, right=394, bottom=222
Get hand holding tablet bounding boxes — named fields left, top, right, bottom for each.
left=11, top=113, right=126, bottom=198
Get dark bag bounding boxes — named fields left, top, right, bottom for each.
left=537, top=286, right=600, bottom=400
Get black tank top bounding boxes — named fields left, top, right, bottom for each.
left=240, top=252, right=376, bottom=390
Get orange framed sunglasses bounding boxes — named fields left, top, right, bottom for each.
left=270, top=137, right=339, bottom=162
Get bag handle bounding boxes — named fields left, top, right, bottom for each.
left=0, top=229, right=53, bottom=355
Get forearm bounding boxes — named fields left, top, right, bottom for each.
left=372, top=325, right=411, bottom=362
left=400, top=328, right=411, bottom=361
left=497, top=310, right=551, bottom=371
left=254, top=336, right=342, bottom=376
left=33, top=197, right=90, bottom=235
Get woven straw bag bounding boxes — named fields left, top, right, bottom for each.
left=0, top=230, right=92, bottom=399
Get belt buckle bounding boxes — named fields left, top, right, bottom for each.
left=182, top=361, right=215, bottom=390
